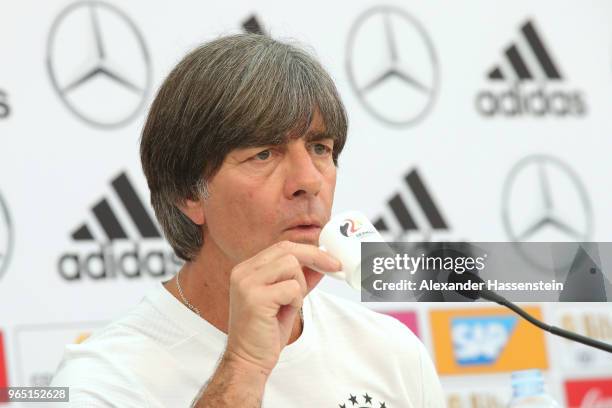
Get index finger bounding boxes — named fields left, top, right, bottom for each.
left=265, top=241, right=342, bottom=273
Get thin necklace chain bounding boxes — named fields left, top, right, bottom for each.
left=176, top=268, right=201, bottom=316
left=175, top=270, right=304, bottom=324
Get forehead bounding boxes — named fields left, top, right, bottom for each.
left=238, top=110, right=334, bottom=150
left=286, top=110, right=330, bottom=142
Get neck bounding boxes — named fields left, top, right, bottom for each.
left=165, top=241, right=304, bottom=344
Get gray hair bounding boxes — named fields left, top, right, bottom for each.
left=140, top=34, right=348, bottom=262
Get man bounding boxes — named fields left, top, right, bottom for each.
left=51, top=34, right=445, bottom=407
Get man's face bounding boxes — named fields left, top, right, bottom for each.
left=201, top=110, right=337, bottom=264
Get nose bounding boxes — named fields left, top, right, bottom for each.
left=283, top=142, right=323, bottom=199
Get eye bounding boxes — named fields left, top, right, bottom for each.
left=312, top=143, right=332, bottom=156
left=254, top=150, right=272, bottom=161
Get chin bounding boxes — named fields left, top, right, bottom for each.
left=275, top=236, right=318, bottom=246
left=290, top=238, right=318, bottom=246
left=280, top=227, right=321, bottom=246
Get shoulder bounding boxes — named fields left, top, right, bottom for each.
left=50, top=294, right=188, bottom=406
left=50, top=325, right=152, bottom=407
left=61, top=291, right=189, bottom=358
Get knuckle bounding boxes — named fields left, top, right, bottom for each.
left=297, top=280, right=307, bottom=295
left=281, top=254, right=300, bottom=268
left=243, top=290, right=257, bottom=306
left=236, top=277, right=252, bottom=296
left=289, top=279, right=302, bottom=295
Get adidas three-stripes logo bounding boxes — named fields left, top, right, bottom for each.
left=373, top=169, right=449, bottom=236
left=72, top=172, right=161, bottom=242
left=487, top=20, right=562, bottom=82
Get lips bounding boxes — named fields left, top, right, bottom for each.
left=283, top=224, right=322, bottom=243
left=283, top=218, right=323, bottom=242
left=287, top=225, right=320, bottom=231
left=284, top=220, right=323, bottom=231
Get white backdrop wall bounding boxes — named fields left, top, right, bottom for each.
left=1, top=1, right=611, bottom=406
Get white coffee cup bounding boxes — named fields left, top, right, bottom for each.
left=317, top=210, right=386, bottom=290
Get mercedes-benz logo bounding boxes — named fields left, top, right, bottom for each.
left=46, top=0, right=151, bottom=128
left=0, top=190, right=13, bottom=281
left=345, top=6, right=439, bottom=127
left=502, top=154, right=593, bottom=270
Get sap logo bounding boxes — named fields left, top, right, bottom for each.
left=451, top=316, right=517, bottom=366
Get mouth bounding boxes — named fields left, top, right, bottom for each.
left=283, top=221, right=323, bottom=242
left=284, top=220, right=323, bottom=231
left=286, top=225, right=321, bottom=231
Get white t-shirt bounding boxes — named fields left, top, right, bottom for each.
left=51, top=283, right=445, bottom=407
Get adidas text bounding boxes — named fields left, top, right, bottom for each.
left=58, top=243, right=182, bottom=281
left=476, top=83, right=586, bottom=117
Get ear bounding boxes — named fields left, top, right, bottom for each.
left=177, top=198, right=205, bottom=226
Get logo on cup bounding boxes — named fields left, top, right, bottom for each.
left=339, top=218, right=378, bottom=240
left=340, top=219, right=363, bottom=237
left=320, top=211, right=388, bottom=290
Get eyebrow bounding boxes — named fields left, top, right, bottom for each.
left=303, top=130, right=334, bottom=142
left=237, top=129, right=335, bottom=152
